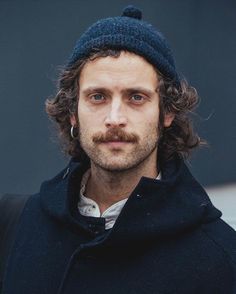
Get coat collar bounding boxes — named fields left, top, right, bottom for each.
left=40, top=156, right=222, bottom=245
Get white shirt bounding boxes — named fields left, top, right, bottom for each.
left=78, top=169, right=161, bottom=229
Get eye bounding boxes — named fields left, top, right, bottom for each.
left=130, top=94, right=145, bottom=104
left=90, top=93, right=105, bottom=103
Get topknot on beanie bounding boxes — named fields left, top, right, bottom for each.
left=121, top=5, right=142, bottom=20
left=67, top=6, right=181, bottom=87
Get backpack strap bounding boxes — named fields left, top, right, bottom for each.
left=0, top=194, right=30, bottom=290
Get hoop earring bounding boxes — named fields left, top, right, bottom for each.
left=70, top=125, right=77, bottom=139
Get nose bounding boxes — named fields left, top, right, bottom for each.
left=104, top=99, right=127, bottom=128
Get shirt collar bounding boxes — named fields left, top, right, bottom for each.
left=78, top=169, right=161, bottom=229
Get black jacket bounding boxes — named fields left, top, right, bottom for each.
left=1, top=157, right=236, bottom=294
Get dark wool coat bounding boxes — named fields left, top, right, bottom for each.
left=2, top=157, right=236, bottom=294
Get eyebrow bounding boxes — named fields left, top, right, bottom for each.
left=81, top=86, right=157, bottom=97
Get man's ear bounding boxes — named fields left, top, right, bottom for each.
left=70, top=114, right=77, bottom=126
left=164, top=113, right=175, bottom=127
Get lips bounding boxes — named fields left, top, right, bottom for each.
left=103, top=139, right=131, bottom=143
left=101, top=140, right=131, bottom=148
left=102, top=140, right=130, bottom=144
left=100, top=136, right=134, bottom=144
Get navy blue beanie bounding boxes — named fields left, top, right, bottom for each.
left=67, top=5, right=180, bottom=86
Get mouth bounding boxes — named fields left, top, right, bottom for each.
left=101, top=140, right=132, bottom=148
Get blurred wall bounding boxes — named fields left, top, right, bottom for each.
left=207, top=184, right=236, bottom=229
left=0, top=0, right=235, bottom=196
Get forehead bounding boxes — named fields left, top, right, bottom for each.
left=79, top=51, right=159, bottom=90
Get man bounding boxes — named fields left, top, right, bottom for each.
left=1, top=5, right=236, bottom=294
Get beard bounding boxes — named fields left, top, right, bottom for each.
left=78, top=124, right=159, bottom=172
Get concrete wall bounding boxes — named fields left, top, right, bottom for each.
left=207, top=184, right=236, bottom=229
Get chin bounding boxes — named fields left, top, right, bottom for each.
left=93, top=158, right=143, bottom=172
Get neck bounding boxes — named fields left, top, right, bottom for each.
left=85, top=150, right=158, bottom=214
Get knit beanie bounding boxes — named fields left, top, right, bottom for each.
left=67, top=5, right=180, bottom=86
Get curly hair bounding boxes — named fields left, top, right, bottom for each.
left=45, top=49, right=203, bottom=163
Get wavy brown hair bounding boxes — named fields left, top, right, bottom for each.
left=46, top=49, right=203, bottom=163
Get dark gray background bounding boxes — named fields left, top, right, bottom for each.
left=0, top=0, right=235, bottom=195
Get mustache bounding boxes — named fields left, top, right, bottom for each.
left=92, top=128, right=139, bottom=143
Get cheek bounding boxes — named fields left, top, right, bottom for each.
left=77, top=101, right=92, bottom=126
left=136, top=108, right=160, bottom=127
left=142, top=111, right=160, bottom=137
left=134, top=117, right=159, bottom=141
left=78, top=107, right=104, bottom=137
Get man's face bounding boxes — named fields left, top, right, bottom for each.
left=72, top=51, right=173, bottom=172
